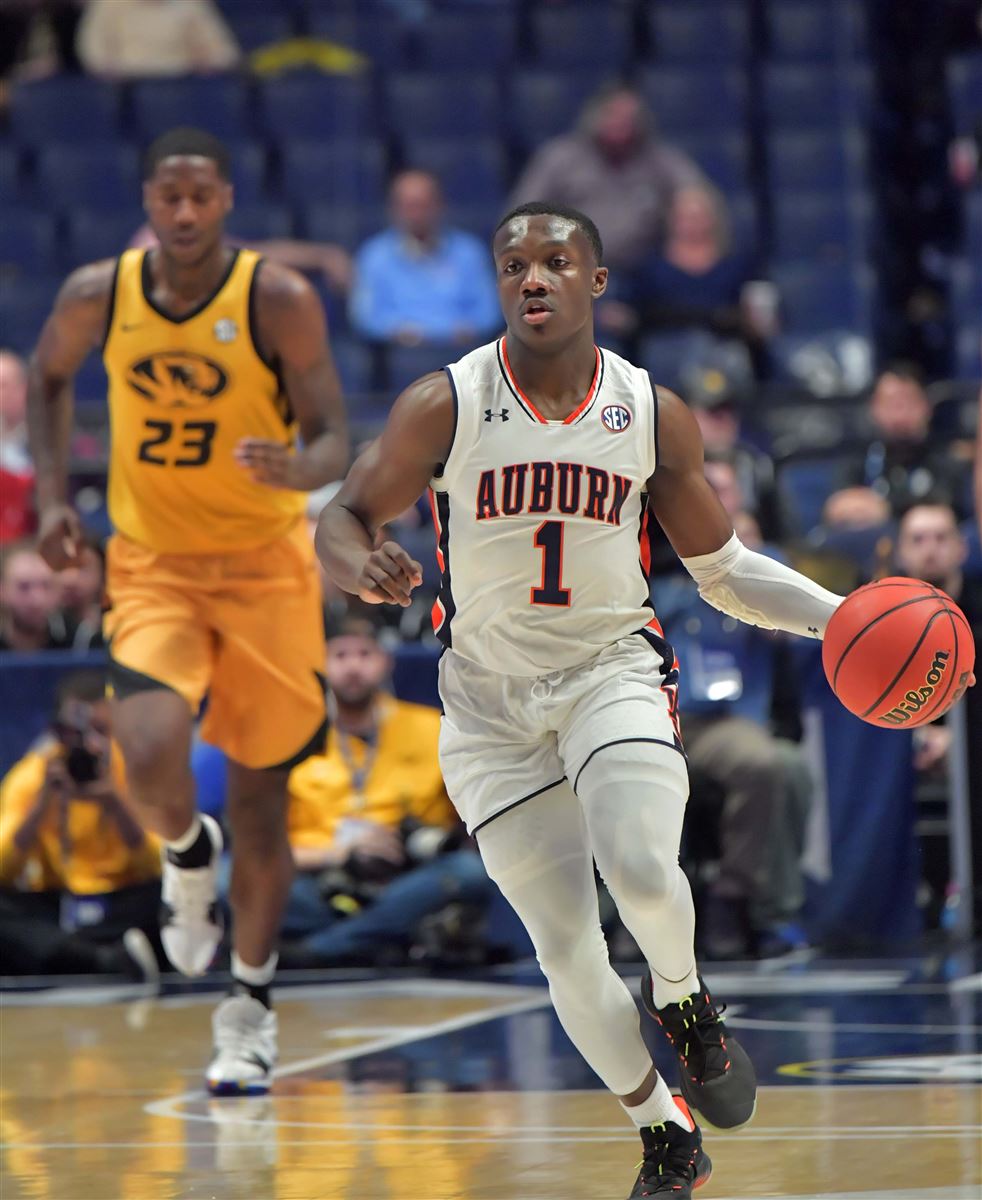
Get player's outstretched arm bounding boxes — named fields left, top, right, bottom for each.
left=238, top=262, right=349, bottom=490
left=648, top=387, right=843, bottom=640
left=315, top=371, right=455, bottom=607
left=27, top=260, right=116, bottom=569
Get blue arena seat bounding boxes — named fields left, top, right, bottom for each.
left=307, top=13, right=410, bottom=68
left=767, top=129, right=867, bottom=193
left=0, top=278, right=60, bottom=355
left=764, top=64, right=872, bottom=131
left=947, top=53, right=982, bottom=133
left=950, top=260, right=982, bottom=325
left=35, top=144, right=140, bottom=213
left=385, top=342, right=459, bottom=393
left=0, top=211, right=58, bottom=275
left=385, top=73, right=499, bottom=140
left=259, top=73, right=376, bottom=141
left=280, top=139, right=387, bottom=208
left=9, top=77, right=120, bottom=145
left=529, top=3, right=633, bottom=70
left=301, top=203, right=387, bottom=250
left=413, top=9, right=518, bottom=71
left=225, top=203, right=295, bottom=242
left=638, top=66, right=748, bottom=135
left=648, top=1, right=750, bottom=62
left=400, top=138, right=507, bottom=210
left=727, top=190, right=761, bottom=254
left=771, top=191, right=873, bottom=263
left=131, top=78, right=252, bottom=142
left=0, top=144, right=24, bottom=205
left=330, top=336, right=373, bottom=395
left=778, top=455, right=849, bottom=534
left=224, top=12, right=295, bottom=52
left=507, top=71, right=597, bottom=150
left=772, top=261, right=875, bottom=336
left=767, top=0, right=868, bottom=62
left=966, top=195, right=982, bottom=260
left=63, top=211, right=141, bottom=269
left=224, top=141, right=268, bottom=205
left=674, top=131, right=750, bottom=191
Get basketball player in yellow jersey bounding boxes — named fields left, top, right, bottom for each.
left=27, top=128, right=349, bottom=1094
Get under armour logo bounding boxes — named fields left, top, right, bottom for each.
left=484, top=408, right=509, bottom=422
left=808, top=626, right=819, bottom=637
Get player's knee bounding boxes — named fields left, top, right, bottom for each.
left=603, top=842, right=678, bottom=911
left=118, top=733, right=183, bottom=790
left=534, top=921, right=608, bottom=989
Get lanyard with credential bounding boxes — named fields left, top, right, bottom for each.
left=328, top=695, right=379, bottom=814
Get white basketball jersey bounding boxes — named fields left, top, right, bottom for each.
left=429, top=337, right=671, bottom=677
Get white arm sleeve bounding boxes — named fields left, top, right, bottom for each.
left=680, top=533, right=844, bottom=640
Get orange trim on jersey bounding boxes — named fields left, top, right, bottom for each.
left=428, top=488, right=446, bottom=572
left=639, top=507, right=652, bottom=575
left=501, top=338, right=601, bottom=425
left=646, top=614, right=665, bottom=637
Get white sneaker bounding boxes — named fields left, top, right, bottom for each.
left=206, top=995, right=278, bottom=1096
left=160, top=814, right=224, bottom=977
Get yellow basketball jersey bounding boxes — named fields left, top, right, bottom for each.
left=103, top=248, right=305, bottom=554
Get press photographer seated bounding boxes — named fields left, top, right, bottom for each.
left=0, top=671, right=160, bottom=980
left=277, top=618, right=493, bottom=968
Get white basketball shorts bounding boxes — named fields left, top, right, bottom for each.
left=438, top=631, right=687, bottom=835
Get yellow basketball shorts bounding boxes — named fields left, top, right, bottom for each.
left=104, top=521, right=326, bottom=770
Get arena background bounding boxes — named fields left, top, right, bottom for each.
left=2, top=0, right=979, bottom=946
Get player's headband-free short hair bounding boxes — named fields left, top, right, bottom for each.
left=494, top=202, right=604, bottom=264
left=143, top=127, right=231, bottom=181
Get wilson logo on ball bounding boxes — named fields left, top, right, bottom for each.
left=879, top=650, right=950, bottom=725
left=601, top=404, right=632, bottom=433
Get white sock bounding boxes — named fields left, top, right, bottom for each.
left=621, top=1074, right=690, bottom=1130
left=231, top=951, right=278, bottom=988
left=165, top=815, right=202, bottom=853
left=648, top=962, right=700, bottom=1010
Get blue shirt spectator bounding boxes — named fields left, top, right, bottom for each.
left=350, top=170, right=500, bottom=345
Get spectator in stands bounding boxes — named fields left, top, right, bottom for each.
left=895, top=500, right=982, bottom=772
left=276, top=618, right=493, bottom=968
left=652, top=468, right=812, bottom=959
left=0, top=350, right=34, bottom=544
left=836, top=364, right=970, bottom=517
left=0, top=1, right=82, bottom=94
left=55, top=534, right=105, bottom=651
left=599, top=184, right=772, bottom=366
left=77, top=0, right=240, bottom=79
left=508, top=84, right=705, bottom=268
left=349, top=169, right=500, bottom=347
left=0, top=543, right=78, bottom=651
left=686, top=369, right=791, bottom=544
left=0, top=670, right=160, bottom=980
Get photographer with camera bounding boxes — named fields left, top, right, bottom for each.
left=276, top=618, right=493, bottom=968
left=0, top=671, right=160, bottom=981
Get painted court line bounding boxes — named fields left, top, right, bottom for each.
left=144, top=986, right=551, bottom=1122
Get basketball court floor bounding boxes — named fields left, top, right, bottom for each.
left=3, top=954, right=980, bottom=1200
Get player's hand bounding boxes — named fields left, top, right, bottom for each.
left=234, top=438, right=296, bottom=489
left=356, top=541, right=423, bottom=607
left=37, top=505, right=84, bottom=570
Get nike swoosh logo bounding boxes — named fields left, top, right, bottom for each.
left=121, top=324, right=143, bottom=332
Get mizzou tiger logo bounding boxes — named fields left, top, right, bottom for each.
left=126, top=352, right=230, bottom=408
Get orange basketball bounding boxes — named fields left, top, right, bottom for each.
left=822, top=577, right=976, bottom=728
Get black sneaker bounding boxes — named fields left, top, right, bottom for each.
left=627, top=1098, right=712, bottom=1198
left=641, top=972, right=757, bottom=1131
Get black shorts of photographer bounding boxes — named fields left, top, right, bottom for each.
left=0, top=672, right=161, bottom=983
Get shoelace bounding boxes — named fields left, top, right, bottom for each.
left=637, top=1122, right=697, bottom=1191
left=659, top=992, right=730, bottom=1082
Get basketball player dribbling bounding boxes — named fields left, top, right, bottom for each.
left=27, top=128, right=348, bottom=1094
left=316, top=203, right=849, bottom=1196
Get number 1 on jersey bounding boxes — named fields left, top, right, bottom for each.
left=531, top=520, right=571, bottom=607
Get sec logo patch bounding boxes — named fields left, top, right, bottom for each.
left=601, top=404, right=632, bottom=433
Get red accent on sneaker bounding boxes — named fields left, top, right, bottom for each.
left=673, top=1097, right=696, bottom=1132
